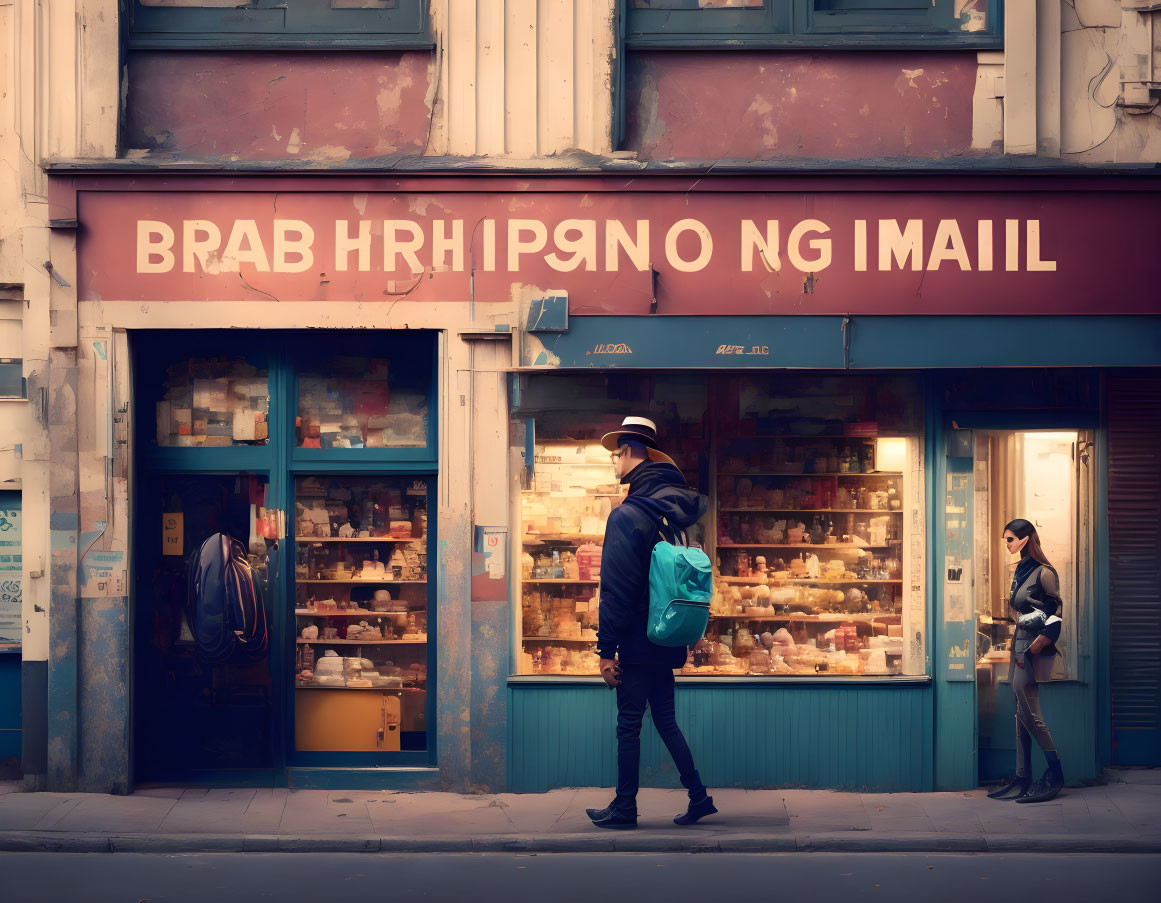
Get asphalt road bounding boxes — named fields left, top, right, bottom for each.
left=2, top=852, right=1159, bottom=903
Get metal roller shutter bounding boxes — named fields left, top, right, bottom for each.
left=1108, top=375, right=1161, bottom=765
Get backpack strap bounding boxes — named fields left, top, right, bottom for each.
left=658, top=516, right=687, bottom=548
left=622, top=497, right=687, bottom=547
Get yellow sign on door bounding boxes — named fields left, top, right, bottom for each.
left=162, top=512, right=183, bottom=556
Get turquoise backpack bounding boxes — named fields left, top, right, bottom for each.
left=642, top=515, right=713, bottom=647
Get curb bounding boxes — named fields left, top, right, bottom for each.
left=0, top=830, right=1158, bottom=855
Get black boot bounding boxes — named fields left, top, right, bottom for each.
left=1016, top=761, right=1064, bottom=804
left=986, top=773, right=1030, bottom=800
left=587, top=804, right=638, bottom=830
left=674, top=794, right=717, bottom=826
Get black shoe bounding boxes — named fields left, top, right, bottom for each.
left=674, top=795, right=717, bottom=826
left=986, top=773, right=1030, bottom=800
left=1016, top=763, right=1063, bottom=804
left=587, top=805, right=638, bottom=830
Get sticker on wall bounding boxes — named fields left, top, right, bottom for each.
left=475, top=526, right=507, bottom=580
left=943, top=465, right=975, bottom=681
left=0, top=502, right=21, bottom=645
left=163, top=512, right=184, bottom=556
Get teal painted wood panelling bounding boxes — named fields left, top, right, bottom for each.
left=980, top=681, right=1097, bottom=786
left=507, top=683, right=933, bottom=793
left=0, top=654, right=19, bottom=776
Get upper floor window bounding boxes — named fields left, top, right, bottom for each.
left=625, top=0, right=1000, bottom=48
left=129, top=0, right=432, bottom=50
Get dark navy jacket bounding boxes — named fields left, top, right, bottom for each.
left=596, top=461, right=707, bottom=668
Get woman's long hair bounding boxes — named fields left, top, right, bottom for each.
left=1004, top=517, right=1053, bottom=568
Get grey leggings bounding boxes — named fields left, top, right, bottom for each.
left=1011, top=653, right=1057, bottom=774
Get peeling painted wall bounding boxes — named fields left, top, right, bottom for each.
left=625, top=51, right=983, bottom=161
left=124, top=52, right=435, bottom=162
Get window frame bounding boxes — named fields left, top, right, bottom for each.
left=624, top=0, right=1003, bottom=50
left=126, top=0, right=434, bottom=51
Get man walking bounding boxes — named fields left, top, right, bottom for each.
left=586, top=416, right=717, bottom=830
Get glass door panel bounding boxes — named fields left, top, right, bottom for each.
left=296, top=355, right=429, bottom=451
left=292, top=474, right=430, bottom=754
left=974, top=430, right=1089, bottom=781
left=154, top=355, right=270, bottom=448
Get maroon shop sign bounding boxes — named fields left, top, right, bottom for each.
left=75, top=183, right=1161, bottom=315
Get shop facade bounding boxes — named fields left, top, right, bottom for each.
left=40, top=169, right=1161, bottom=793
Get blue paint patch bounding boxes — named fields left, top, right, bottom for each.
left=49, top=510, right=79, bottom=531
left=78, top=593, right=130, bottom=793
left=50, top=531, right=77, bottom=552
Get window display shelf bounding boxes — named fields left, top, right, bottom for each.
left=522, top=534, right=604, bottom=544
left=718, top=471, right=902, bottom=478
left=534, top=461, right=614, bottom=468
left=717, top=543, right=894, bottom=550
left=294, top=536, right=413, bottom=543
left=523, top=490, right=624, bottom=498
left=521, top=636, right=597, bottom=644
left=718, top=508, right=903, bottom=515
left=294, top=609, right=419, bottom=617
left=297, top=579, right=427, bottom=585
left=523, top=579, right=600, bottom=585
left=710, top=614, right=895, bottom=623
left=717, top=576, right=902, bottom=585
left=719, top=434, right=884, bottom=441
left=296, top=638, right=426, bottom=645
left=295, top=684, right=426, bottom=692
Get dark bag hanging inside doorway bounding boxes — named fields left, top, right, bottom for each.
left=187, top=532, right=269, bottom=664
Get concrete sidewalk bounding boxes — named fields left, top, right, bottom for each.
left=0, top=771, right=1158, bottom=854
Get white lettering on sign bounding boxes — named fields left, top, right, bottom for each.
left=508, top=219, right=548, bottom=271
left=336, top=219, right=371, bottom=271
left=665, top=219, right=713, bottom=273
left=879, top=219, right=924, bottom=272
left=927, top=219, right=970, bottom=271
left=787, top=219, right=831, bottom=273
left=137, top=221, right=175, bottom=273
left=183, top=219, right=221, bottom=273
left=546, top=219, right=597, bottom=273
left=605, top=220, right=650, bottom=271
left=133, top=218, right=1058, bottom=277
left=741, top=220, right=782, bottom=273
left=274, top=220, right=314, bottom=273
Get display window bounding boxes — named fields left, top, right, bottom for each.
left=297, top=355, right=429, bottom=450
left=155, top=355, right=270, bottom=447
left=512, top=372, right=927, bottom=679
left=133, top=331, right=437, bottom=780
left=293, top=474, right=430, bottom=752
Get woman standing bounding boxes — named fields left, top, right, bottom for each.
left=986, top=518, right=1065, bottom=804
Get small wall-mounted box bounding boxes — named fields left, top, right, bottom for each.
left=525, top=292, right=569, bottom=333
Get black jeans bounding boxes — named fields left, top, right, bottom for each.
left=613, top=663, right=706, bottom=813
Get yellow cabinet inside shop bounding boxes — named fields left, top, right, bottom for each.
left=295, top=690, right=403, bottom=752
